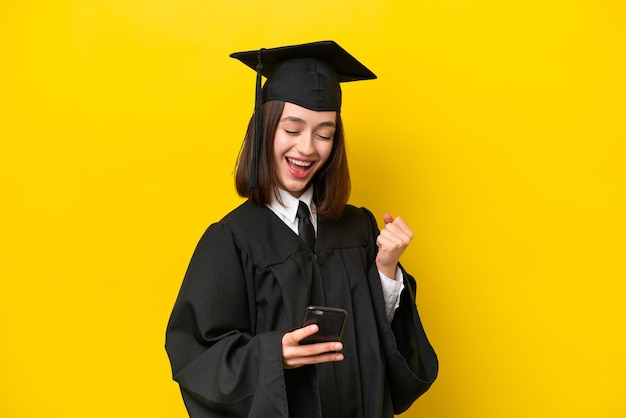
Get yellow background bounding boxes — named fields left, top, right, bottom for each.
left=1, top=1, right=625, bottom=417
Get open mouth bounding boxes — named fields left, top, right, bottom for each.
left=286, top=157, right=314, bottom=176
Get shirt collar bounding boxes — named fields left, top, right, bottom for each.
left=269, top=187, right=315, bottom=224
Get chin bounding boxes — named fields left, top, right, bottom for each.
left=281, top=181, right=308, bottom=197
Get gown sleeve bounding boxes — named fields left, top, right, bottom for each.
left=165, top=223, right=289, bottom=418
left=362, top=207, right=439, bottom=414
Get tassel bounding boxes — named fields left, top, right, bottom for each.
left=250, top=49, right=264, bottom=188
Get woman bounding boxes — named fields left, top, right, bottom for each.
left=166, top=40, right=438, bottom=418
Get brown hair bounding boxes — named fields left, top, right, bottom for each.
left=235, top=100, right=351, bottom=220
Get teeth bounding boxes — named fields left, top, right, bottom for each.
left=287, top=158, right=312, bottom=167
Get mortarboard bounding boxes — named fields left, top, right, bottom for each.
left=230, top=40, right=376, bottom=187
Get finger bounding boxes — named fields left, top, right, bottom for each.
left=282, top=339, right=344, bottom=369
left=297, top=341, right=344, bottom=355
left=282, top=326, right=343, bottom=356
left=381, top=219, right=413, bottom=244
left=379, top=224, right=411, bottom=246
left=376, top=231, right=400, bottom=249
left=283, top=340, right=344, bottom=360
left=284, top=324, right=319, bottom=345
left=389, top=216, right=414, bottom=239
left=383, top=213, right=394, bottom=224
left=284, top=350, right=345, bottom=369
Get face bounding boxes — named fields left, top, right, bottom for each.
left=273, top=102, right=336, bottom=197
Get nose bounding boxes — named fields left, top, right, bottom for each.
left=295, top=131, right=315, bottom=155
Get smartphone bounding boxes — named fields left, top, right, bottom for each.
left=299, top=306, right=348, bottom=345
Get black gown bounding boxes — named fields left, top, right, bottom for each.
left=165, top=201, right=438, bottom=417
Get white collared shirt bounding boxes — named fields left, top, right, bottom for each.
left=267, top=187, right=317, bottom=235
left=267, top=188, right=404, bottom=321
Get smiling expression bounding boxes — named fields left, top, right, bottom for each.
left=273, top=102, right=336, bottom=197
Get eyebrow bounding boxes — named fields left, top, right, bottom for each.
left=279, top=116, right=336, bottom=129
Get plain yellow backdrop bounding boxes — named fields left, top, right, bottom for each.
left=1, top=1, right=625, bottom=417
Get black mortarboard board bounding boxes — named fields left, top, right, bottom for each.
left=230, top=40, right=377, bottom=111
left=230, top=40, right=376, bottom=187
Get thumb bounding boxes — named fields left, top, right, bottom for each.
left=383, top=214, right=394, bottom=224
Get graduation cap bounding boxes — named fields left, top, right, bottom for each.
left=230, top=40, right=377, bottom=187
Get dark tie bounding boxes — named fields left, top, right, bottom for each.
left=296, top=200, right=316, bottom=252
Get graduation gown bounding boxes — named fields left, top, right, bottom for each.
left=165, top=201, right=438, bottom=417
